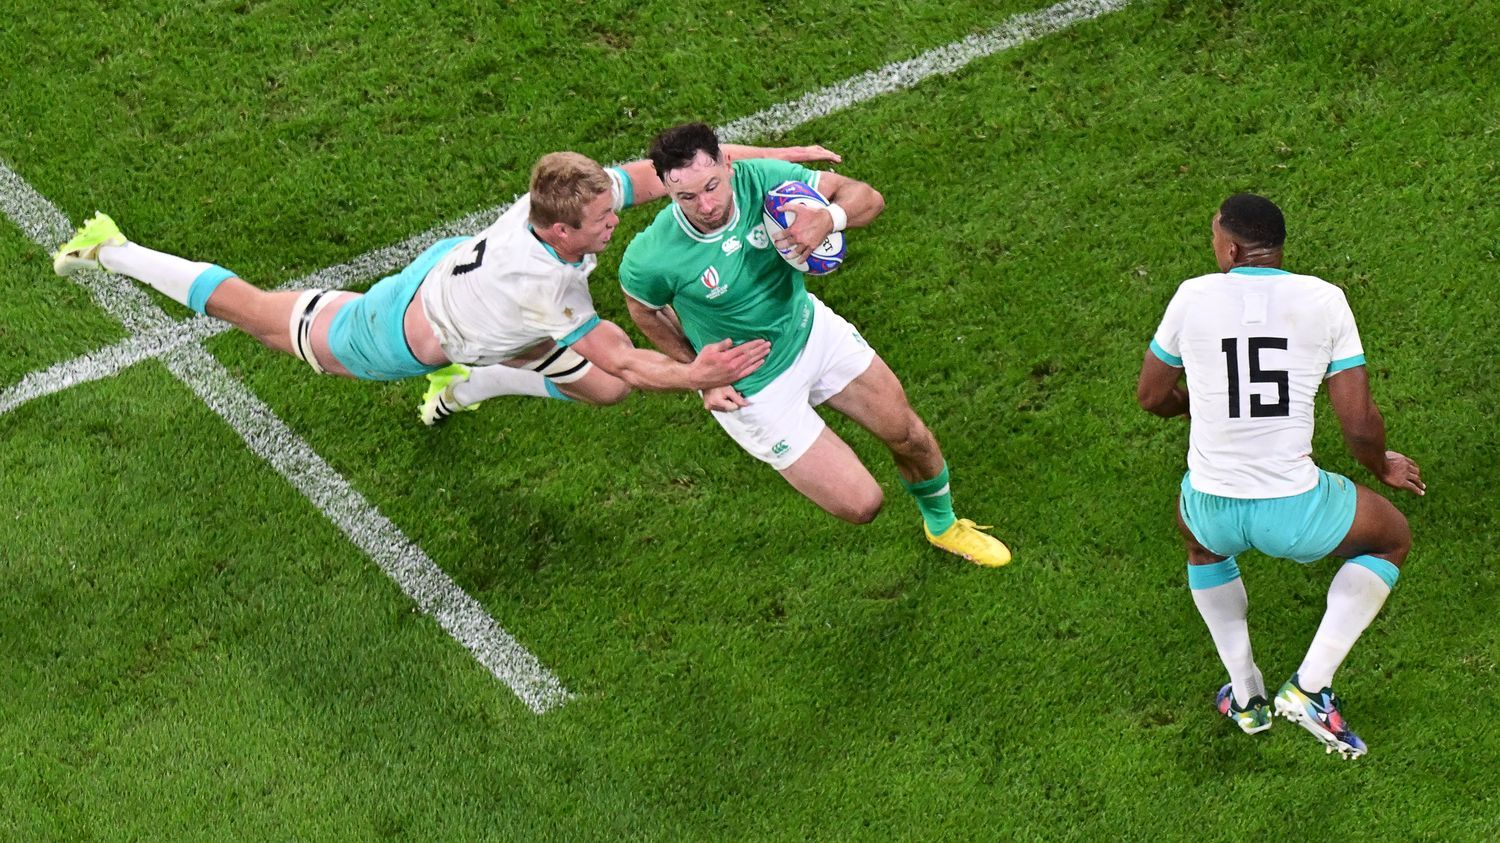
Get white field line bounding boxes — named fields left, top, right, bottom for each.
left=0, top=163, right=572, bottom=714
left=0, top=164, right=173, bottom=336
left=0, top=0, right=1130, bottom=415
left=164, top=348, right=572, bottom=713
left=0, top=206, right=502, bottom=416
left=717, top=0, right=1131, bottom=143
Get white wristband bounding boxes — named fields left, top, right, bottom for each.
left=826, top=201, right=849, bottom=232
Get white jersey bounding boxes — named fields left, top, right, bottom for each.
left=1150, top=266, right=1365, bottom=499
left=418, top=168, right=631, bottom=366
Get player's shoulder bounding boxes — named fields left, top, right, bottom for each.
left=1170, top=271, right=1227, bottom=299
left=499, top=193, right=532, bottom=224
left=732, top=158, right=779, bottom=176
left=476, top=195, right=534, bottom=242
left=628, top=204, right=692, bottom=251
left=1272, top=270, right=1351, bottom=307
left=732, top=157, right=807, bottom=189
left=619, top=215, right=676, bottom=276
left=624, top=208, right=667, bottom=250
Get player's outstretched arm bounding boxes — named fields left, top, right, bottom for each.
left=569, top=319, right=769, bottom=392
left=1137, top=350, right=1190, bottom=418
left=722, top=143, right=842, bottom=167
left=616, top=144, right=843, bottom=208
left=1326, top=366, right=1425, bottom=495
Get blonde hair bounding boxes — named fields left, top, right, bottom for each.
left=529, top=152, right=611, bottom=229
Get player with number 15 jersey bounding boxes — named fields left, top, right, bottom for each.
left=1139, top=193, right=1424, bottom=759
left=1150, top=262, right=1365, bottom=498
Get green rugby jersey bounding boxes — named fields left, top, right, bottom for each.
left=619, top=158, right=823, bottom=397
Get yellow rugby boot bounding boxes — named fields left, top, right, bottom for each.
left=926, top=518, right=1012, bottom=567
left=419, top=364, right=480, bottom=426
left=53, top=212, right=125, bottom=276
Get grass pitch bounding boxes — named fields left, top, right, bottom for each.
left=2, top=0, right=1498, bottom=838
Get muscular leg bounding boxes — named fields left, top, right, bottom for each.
left=778, top=426, right=884, bottom=524
left=1177, top=503, right=1267, bottom=707
left=204, top=280, right=309, bottom=353
left=1297, top=483, right=1410, bottom=690
left=199, top=280, right=359, bottom=377
left=303, top=291, right=358, bottom=378
left=820, top=355, right=942, bottom=483
left=93, top=236, right=310, bottom=353
left=819, top=354, right=1008, bottom=565
left=87, top=231, right=360, bottom=376
left=1331, top=484, right=1412, bottom=566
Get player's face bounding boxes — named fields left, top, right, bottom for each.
left=1211, top=212, right=1235, bottom=272
left=663, top=151, right=734, bottom=232
left=570, top=191, right=620, bottom=255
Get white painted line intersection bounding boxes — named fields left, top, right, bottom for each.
left=0, top=161, right=574, bottom=714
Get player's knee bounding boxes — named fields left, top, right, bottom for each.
left=886, top=414, right=935, bottom=460
left=837, top=487, right=884, bottom=524
left=559, top=375, right=632, bottom=406
left=1186, top=545, right=1225, bottom=566
left=1367, top=493, right=1413, bottom=566
left=589, top=380, right=633, bottom=406
left=1386, top=511, right=1413, bottom=566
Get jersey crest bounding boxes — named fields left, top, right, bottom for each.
left=702, top=265, right=731, bottom=300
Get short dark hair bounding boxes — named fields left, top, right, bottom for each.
left=648, top=123, right=721, bottom=182
left=1217, top=193, right=1286, bottom=249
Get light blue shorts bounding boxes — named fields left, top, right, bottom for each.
left=326, top=237, right=467, bottom=381
left=1178, top=469, right=1358, bottom=564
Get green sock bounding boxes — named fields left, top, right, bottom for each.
left=903, top=462, right=956, bottom=534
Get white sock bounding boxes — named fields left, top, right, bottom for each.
left=1297, top=563, right=1392, bottom=690
left=98, top=242, right=214, bottom=309
left=452, top=364, right=554, bottom=405
left=1191, top=578, right=1266, bottom=705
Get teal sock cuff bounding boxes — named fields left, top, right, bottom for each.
left=1347, top=555, right=1400, bottom=589
left=903, top=462, right=950, bottom=496
left=187, top=265, right=236, bottom=315
left=543, top=379, right=572, bottom=401
left=1187, top=557, right=1241, bottom=590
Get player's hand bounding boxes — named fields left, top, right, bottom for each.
left=777, top=145, right=842, bottom=165
left=772, top=208, right=834, bottom=263
left=702, top=384, right=749, bottom=412
left=691, top=338, right=770, bottom=389
left=1378, top=450, right=1426, bottom=496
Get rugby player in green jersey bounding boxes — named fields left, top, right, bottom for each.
left=617, top=123, right=1011, bottom=568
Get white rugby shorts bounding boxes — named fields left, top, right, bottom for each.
left=710, top=295, right=876, bottom=470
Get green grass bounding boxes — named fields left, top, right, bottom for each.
left=3, top=0, right=1499, bottom=838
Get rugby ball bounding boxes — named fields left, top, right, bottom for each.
left=762, top=181, right=846, bottom=275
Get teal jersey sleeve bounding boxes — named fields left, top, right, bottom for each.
left=606, top=166, right=634, bottom=212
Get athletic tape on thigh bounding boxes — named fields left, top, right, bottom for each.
left=288, top=289, right=337, bottom=375
left=528, top=344, right=592, bottom=384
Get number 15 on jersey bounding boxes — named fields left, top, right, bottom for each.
left=1221, top=336, right=1290, bottom=418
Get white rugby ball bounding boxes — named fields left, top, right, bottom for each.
left=762, top=181, right=847, bottom=275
